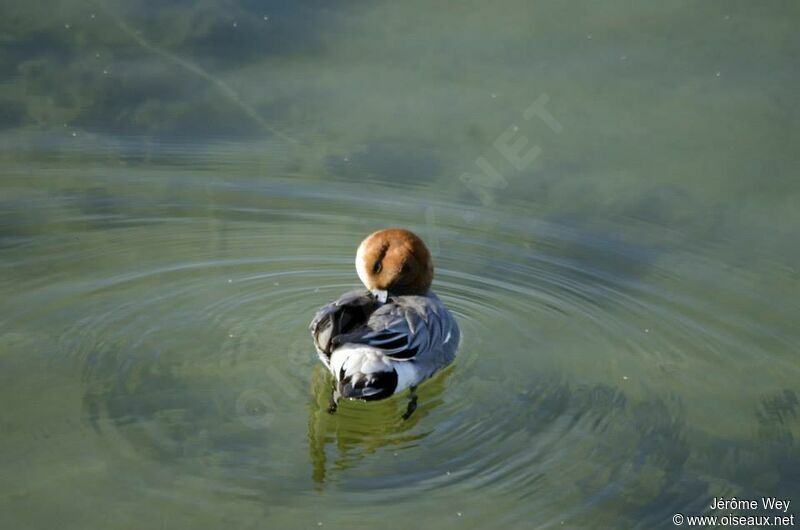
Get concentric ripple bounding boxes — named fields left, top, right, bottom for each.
left=1, top=171, right=798, bottom=528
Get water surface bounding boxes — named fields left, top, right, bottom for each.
left=1, top=1, right=799, bottom=529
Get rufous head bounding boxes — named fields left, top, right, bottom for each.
left=355, top=228, right=433, bottom=300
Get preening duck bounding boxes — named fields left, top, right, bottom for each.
left=310, top=228, right=460, bottom=417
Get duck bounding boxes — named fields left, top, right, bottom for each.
left=310, top=228, right=460, bottom=417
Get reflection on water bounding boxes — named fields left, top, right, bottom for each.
left=2, top=0, right=800, bottom=528
left=308, top=365, right=449, bottom=486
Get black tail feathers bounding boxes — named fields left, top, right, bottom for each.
left=338, top=368, right=398, bottom=401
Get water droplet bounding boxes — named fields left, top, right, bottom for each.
left=512, top=125, right=519, bottom=132
left=228, top=334, right=234, bottom=338
left=490, top=93, right=497, bottom=98
left=264, top=15, right=269, bottom=21
left=71, top=132, right=77, bottom=137
left=232, top=22, right=237, bottom=27
left=623, top=376, right=629, bottom=380
left=102, top=70, right=108, bottom=75
left=273, top=282, right=280, bottom=286
left=715, top=71, right=721, bottom=77
left=90, top=13, right=96, bottom=19
left=620, top=55, right=627, bottom=61
left=95, top=52, right=101, bottom=58
left=587, top=34, right=592, bottom=39
left=644, top=328, right=650, bottom=333
left=343, top=157, right=349, bottom=162
left=64, top=23, right=71, bottom=29
left=457, top=512, right=462, bottom=517
left=317, top=523, right=323, bottom=527
left=227, top=279, right=233, bottom=283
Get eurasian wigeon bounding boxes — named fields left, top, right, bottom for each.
left=310, top=228, right=460, bottom=417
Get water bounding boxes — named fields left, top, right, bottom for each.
left=1, top=1, right=799, bottom=528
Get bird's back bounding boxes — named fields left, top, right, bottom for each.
left=310, top=289, right=459, bottom=397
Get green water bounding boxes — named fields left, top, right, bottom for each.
left=1, top=1, right=799, bottom=528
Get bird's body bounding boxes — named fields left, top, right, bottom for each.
left=309, top=228, right=460, bottom=405
left=310, top=289, right=459, bottom=400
